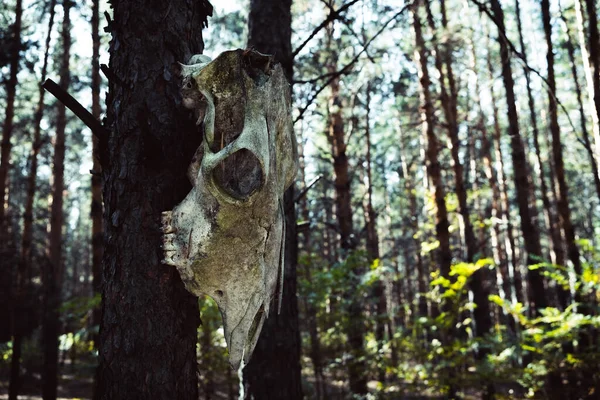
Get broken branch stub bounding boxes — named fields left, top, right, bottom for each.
left=162, top=49, right=298, bottom=369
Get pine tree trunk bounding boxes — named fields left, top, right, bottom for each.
left=412, top=0, right=451, bottom=283
left=541, top=0, right=582, bottom=282
left=559, top=6, right=600, bottom=204
left=425, top=0, right=492, bottom=340
left=90, top=0, right=103, bottom=348
left=320, top=11, right=367, bottom=394
left=0, top=0, right=22, bottom=223
left=485, top=40, right=523, bottom=305
left=297, top=132, right=325, bottom=399
left=95, top=1, right=211, bottom=399
left=515, top=0, right=564, bottom=271
left=489, top=0, right=547, bottom=312
left=242, top=1, right=303, bottom=398
left=585, top=0, right=600, bottom=133
left=9, top=2, right=56, bottom=398
left=363, top=83, right=387, bottom=383
left=413, top=3, right=455, bottom=395
left=574, top=0, right=600, bottom=168
left=43, top=1, right=71, bottom=398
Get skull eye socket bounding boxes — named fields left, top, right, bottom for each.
left=185, top=81, right=192, bottom=89
left=212, top=149, right=264, bottom=200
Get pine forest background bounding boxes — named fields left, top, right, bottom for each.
left=1, top=0, right=600, bottom=398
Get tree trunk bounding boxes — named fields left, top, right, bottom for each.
left=425, top=0, right=492, bottom=341
left=412, top=0, right=451, bottom=283
left=489, top=0, right=547, bottom=312
left=541, top=0, right=582, bottom=284
left=9, top=2, right=56, bottom=398
left=321, top=7, right=367, bottom=394
left=95, top=1, right=212, bottom=399
left=43, top=1, right=71, bottom=397
left=584, top=0, right=600, bottom=135
left=559, top=5, right=600, bottom=204
left=90, top=0, right=103, bottom=348
left=515, top=0, right=564, bottom=271
left=574, top=0, right=600, bottom=170
left=242, top=1, right=303, bottom=398
left=0, top=0, right=22, bottom=223
left=363, top=83, right=387, bottom=383
left=413, top=2, right=455, bottom=394
left=297, top=130, right=325, bottom=399
left=485, top=38, right=523, bottom=305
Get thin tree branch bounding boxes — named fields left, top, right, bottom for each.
left=294, top=3, right=412, bottom=124
left=295, top=175, right=323, bottom=203
left=43, top=78, right=108, bottom=138
left=292, top=0, right=361, bottom=59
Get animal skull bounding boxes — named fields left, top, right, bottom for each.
left=162, top=50, right=297, bottom=369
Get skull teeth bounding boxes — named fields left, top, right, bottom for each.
left=161, top=211, right=178, bottom=266
left=161, top=211, right=177, bottom=234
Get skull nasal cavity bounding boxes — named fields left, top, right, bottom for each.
left=213, top=149, right=263, bottom=200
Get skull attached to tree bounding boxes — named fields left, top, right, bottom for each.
left=162, top=49, right=298, bottom=369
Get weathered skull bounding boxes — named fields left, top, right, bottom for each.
left=162, top=49, right=297, bottom=369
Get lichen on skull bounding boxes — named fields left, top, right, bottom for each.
left=162, top=49, right=298, bottom=369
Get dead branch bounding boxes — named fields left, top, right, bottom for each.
left=43, top=79, right=108, bottom=138
left=292, top=0, right=361, bottom=59
left=295, top=175, right=323, bottom=203
left=294, top=3, right=412, bottom=124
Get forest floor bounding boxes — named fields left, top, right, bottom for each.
left=0, top=356, right=95, bottom=400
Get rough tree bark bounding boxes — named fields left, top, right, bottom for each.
left=9, top=1, right=56, bottom=398
left=0, top=0, right=22, bottom=223
left=489, top=0, right=547, bottom=312
left=95, top=1, right=212, bottom=399
left=43, top=1, right=71, bottom=398
left=243, top=1, right=303, bottom=398
left=90, top=0, right=103, bottom=344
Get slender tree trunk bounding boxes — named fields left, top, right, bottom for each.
left=559, top=6, right=600, bottom=204
left=413, top=0, right=451, bottom=283
left=489, top=0, right=547, bottom=312
left=201, top=319, right=215, bottom=400
left=43, top=1, right=72, bottom=397
left=95, top=1, right=211, bottom=399
left=9, top=2, right=56, bottom=398
left=0, top=0, right=23, bottom=223
left=90, top=0, right=103, bottom=345
left=584, top=0, right=600, bottom=135
left=484, top=39, right=524, bottom=305
left=468, top=35, right=513, bottom=308
left=320, top=9, right=367, bottom=394
left=297, top=132, right=325, bottom=399
left=413, top=3, right=455, bottom=395
left=541, top=0, right=583, bottom=286
left=363, top=83, right=387, bottom=383
left=425, top=0, right=492, bottom=341
left=515, top=0, right=564, bottom=271
left=541, top=0, right=580, bottom=284
left=243, top=1, right=303, bottom=399
left=574, top=0, right=600, bottom=168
